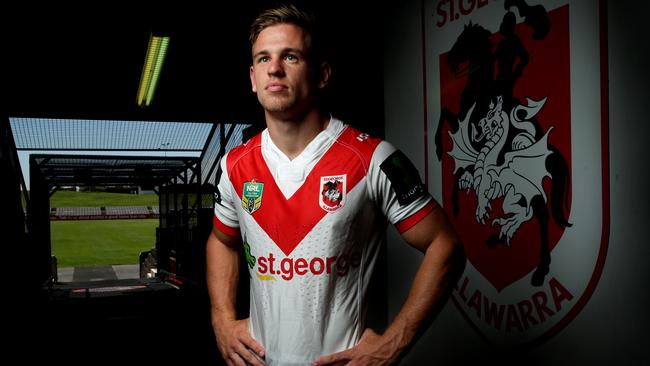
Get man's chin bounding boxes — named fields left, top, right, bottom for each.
left=264, top=105, right=291, bottom=113
left=260, top=92, right=299, bottom=109
left=260, top=100, right=294, bottom=113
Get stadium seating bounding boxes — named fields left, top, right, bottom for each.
left=50, top=206, right=159, bottom=220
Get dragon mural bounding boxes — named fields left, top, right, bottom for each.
left=449, top=96, right=551, bottom=243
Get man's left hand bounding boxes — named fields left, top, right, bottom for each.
left=313, top=328, right=400, bottom=366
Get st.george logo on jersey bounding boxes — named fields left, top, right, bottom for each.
left=242, top=179, right=264, bottom=214
left=319, top=175, right=346, bottom=212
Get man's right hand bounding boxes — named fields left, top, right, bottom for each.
left=214, top=317, right=266, bottom=366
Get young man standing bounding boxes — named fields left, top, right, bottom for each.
left=207, top=5, right=464, bottom=365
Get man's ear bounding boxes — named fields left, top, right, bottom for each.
left=250, top=65, right=257, bottom=92
left=318, top=61, right=331, bottom=89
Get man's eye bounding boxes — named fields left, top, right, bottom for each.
left=258, top=56, right=270, bottom=63
left=285, top=54, right=298, bottom=62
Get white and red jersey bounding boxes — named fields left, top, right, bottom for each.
left=213, top=117, right=435, bottom=365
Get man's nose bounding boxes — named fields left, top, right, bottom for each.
left=267, top=58, right=284, bottom=76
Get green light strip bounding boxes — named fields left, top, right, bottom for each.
left=137, top=35, right=170, bottom=107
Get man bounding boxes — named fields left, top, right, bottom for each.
left=207, top=4, right=464, bottom=365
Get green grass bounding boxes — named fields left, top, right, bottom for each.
left=48, top=191, right=159, bottom=267
left=51, top=219, right=158, bottom=267
left=51, top=191, right=158, bottom=207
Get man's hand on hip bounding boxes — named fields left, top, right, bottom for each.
left=214, top=317, right=266, bottom=366
left=313, top=328, right=400, bottom=366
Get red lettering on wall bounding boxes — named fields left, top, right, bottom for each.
left=468, top=289, right=482, bottom=318
left=549, top=277, right=574, bottom=311
left=458, top=276, right=469, bottom=302
left=517, top=299, right=539, bottom=330
left=436, top=0, right=492, bottom=28
left=454, top=276, right=575, bottom=332
left=532, top=291, right=555, bottom=322
left=459, top=0, right=475, bottom=16
left=506, top=304, right=524, bottom=332
left=483, top=296, right=505, bottom=330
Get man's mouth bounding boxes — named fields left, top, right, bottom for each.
left=266, top=83, right=287, bottom=92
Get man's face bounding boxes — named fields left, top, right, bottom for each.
left=250, top=23, right=327, bottom=116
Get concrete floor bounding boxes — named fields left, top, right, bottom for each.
left=57, top=264, right=139, bottom=282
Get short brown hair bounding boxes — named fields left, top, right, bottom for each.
left=249, top=4, right=324, bottom=62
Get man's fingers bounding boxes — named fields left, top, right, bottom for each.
left=215, top=318, right=265, bottom=366
left=234, top=343, right=265, bottom=366
left=239, top=332, right=265, bottom=357
left=314, top=348, right=353, bottom=366
left=229, top=351, right=248, bottom=366
left=247, top=347, right=267, bottom=365
left=239, top=319, right=266, bottom=357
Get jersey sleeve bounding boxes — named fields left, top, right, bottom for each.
left=367, top=141, right=436, bottom=233
left=213, top=152, right=241, bottom=237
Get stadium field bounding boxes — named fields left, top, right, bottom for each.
left=51, top=219, right=158, bottom=267
left=51, top=191, right=158, bottom=207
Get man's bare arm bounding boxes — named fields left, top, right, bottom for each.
left=207, top=227, right=266, bottom=366
left=314, top=206, right=465, bottom=365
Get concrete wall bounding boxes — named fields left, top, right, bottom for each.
left=383, top=0, right=650, bottom=364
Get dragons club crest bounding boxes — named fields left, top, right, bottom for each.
left=428, top=0, right=608, bottom=346
left=320, top=175, right=346, bottom=212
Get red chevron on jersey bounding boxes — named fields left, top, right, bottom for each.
left=227, top=127, right=381, bottom=256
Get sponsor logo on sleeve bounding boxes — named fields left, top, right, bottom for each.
left=380, top=150, right=426, bottom=206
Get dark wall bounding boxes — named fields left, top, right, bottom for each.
left=2, top=2, right=385, bottom=136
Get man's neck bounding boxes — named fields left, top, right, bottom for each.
left=265, top=108, right=330, bottom=160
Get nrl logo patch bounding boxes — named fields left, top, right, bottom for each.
left=320, top=175, right=346, bottom=212
left=242, top=179, right=264, bottom=214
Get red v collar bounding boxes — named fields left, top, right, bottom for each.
left=230, top=128, right=371, bottom=256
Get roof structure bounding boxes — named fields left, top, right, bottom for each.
left=8, top=117, right=252, bottom=189
left=10, top=118, right=215, bottom=152
left=31, top=155, right=198, bottom=187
